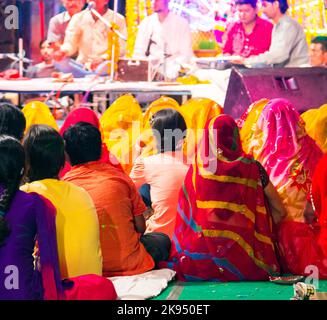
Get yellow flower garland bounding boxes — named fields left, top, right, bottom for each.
left=107, top=23, right=120, bottom=74
left=126, top=0, right=153, bottom=57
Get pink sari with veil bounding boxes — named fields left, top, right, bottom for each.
left=243, top=98, right=323, bottom=222
left=240, top=99, right=326, bottom=276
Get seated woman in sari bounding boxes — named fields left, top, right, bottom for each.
left=100, top=95, right=144, bottom=174
left=22, top=101, right=59, bottom=134
left=239, top=98, right=325, bottom=276
left=0, top=136, right=63, bottom=300
left=240, top=98, right=323, bottom=222
left=301, top=104, right=327, bottom=153
left=311, top=154, right=327, bottom=258
left=164, top=115, right=285, bottom=281
left=21, top=125, right=102, bottom=279
left=58, top=107, right=122, bottom=177
left=278, top=153, right=327, bottom=278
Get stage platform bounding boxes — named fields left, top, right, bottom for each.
left=0, top=78, right=226, bottom=105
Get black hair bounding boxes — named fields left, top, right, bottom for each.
left=0, top=135, right=25, bottom=247
left=0, top=102, right=26, bottom=141
left=63, top=122, right=102, bottom=166
left=312, top=36, right=327, bottom=52
left=278, top=0, right=289, bottom=13
left=39, top=39, right=48, bottom=48
left=235, top=0, right=257, bottom=8
left=23, top=125, right=65, bottom=182
left=150, top=108, right=187, bottom=153
left=265, top=0, right=289, bottom=14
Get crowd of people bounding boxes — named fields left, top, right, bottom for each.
left=0, top=0, right=327, bottom=301
left=0, top=93, right=327, bottom=299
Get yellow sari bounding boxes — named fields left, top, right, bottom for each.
left=100, top=94, right=143, bottom=174
left=180, top=97, right=222, bottom=160
left=22, top=101, right=59, bottom=133
left=301, top=104, right=327, bottom=153
left=21, top=179, right=102, bottom=279
left=139, top=97, right=222, bottom=160
left=239, top=99, right=270, bottom=153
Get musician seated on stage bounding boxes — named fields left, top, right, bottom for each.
left=230, top=0, right=309, bottom=68
left=54, top=0, right=127, bottom=73
left=47, top=0, right=86, bottom=45
left=309, top=36, right=327, bottom=67
left=26, top=40, right=58, bottom=78
left=133, top=0, right=194, bottom=79
left=222, top=0, right=273, bottom=58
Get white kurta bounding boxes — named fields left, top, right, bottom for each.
left=61, top=9, right=127, bottom=65
left=133, top=12, right=194, bottom=64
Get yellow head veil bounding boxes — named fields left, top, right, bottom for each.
left=22, top=101, right=59, bottom=133
left=100, top=94, right=143, bottom=173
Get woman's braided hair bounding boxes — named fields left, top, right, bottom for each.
left=0, top=135, right=25, bottom=247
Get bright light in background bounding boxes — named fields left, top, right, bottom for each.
left=168, top=0, right=234, bottom=31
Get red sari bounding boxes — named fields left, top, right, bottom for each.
left=59, top=107, right=122, bottom=177
left=277, top=154, right=327, bottom=278
left=313, top=154, right=327, bottom=258
left=163, top=115, right=280, bottom=281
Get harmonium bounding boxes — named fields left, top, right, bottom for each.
left=117, top=58, right=159, bottom=82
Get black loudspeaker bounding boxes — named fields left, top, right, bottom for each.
left=224, top=67, right=327, bottom=119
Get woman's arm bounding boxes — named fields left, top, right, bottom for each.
left=264, top=182, right=287, bottom=225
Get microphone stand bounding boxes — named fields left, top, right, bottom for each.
left=0, top=47, right=33, bottom=74
left=89, top=1, right=125, bottom=82
left=109, top=0, right=118, bottom=82
left=163, top=43, right=168, bottom=82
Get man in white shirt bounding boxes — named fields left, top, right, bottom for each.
left=55, top=0, right=127, bottom=72
left=47, top=0, right=86, bottom=44
left=133, top=0, right=194, bottom=78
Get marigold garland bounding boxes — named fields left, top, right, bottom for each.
left=126, top=0, right=153, bottom=57
left=107, top=22, right=120, bottom=74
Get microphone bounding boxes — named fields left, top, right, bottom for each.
left=87, top=2, right=127, bottom=41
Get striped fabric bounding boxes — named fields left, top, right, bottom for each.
left=162, top=115, right=280, bottom=281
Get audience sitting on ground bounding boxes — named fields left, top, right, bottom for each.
left=22, top=101, right=59, bottom=134
left=130, top=108, right=189, bottom=239
left=277, top=152, right=327, bottom=278
left=0, top=135, right=63, bottom=300
left=62, top=122, right=171, bottom=276
left=301, top=104, right=327, bottom=153
left=21, top=124, right=102, bottom=279
left=240, top=98, right=326, bottom=276
left=0, top=90, right=326, bottom=298
left=162, top=114, right=285, bottom=281
left=240, top=98, right=323, bottom=222
left=58, top=107, right=122, bottom=178
left=0, top=102, right=26, bottom=140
